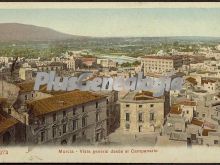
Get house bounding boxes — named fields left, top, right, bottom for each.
left=176, top=100, right=197, bottom=123
left=19, top=67, right=33, bottom=81
left=26, top=90, right=108, bottom=145
left=0, top=98, right=25, bottom=145
left=97, top=59, right=117, bottom=68
left=201, top=79, right=219, bottom=93
left=0, top=112, right=18, bottom=146
left=81, top=57, right=97, bottom=67
left=119, top=91, right=165, bottom=134
left=93, top=90, right=120, bottom=135
left=141, top=55, right=183, bottom=75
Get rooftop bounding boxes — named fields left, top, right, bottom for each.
left=185, top=77, right=197, bottom=85
left=170, top=104, right=182, bottom=115
left=0, top=112, right=18, bottom=134
left=202, top=129, right=216, bottom=136
left=191, top=118, right=203, bottom=127
left=17, top=81, right=35, bottom=93
left=177, top=100, right=197, bottom=106
left=17, top=81, right=46, bottom=93
left=121, top=91, right=164, bottom=102
left=142, top=55, right=182, bottom=60
left=27, top=90, right=106, bottom=117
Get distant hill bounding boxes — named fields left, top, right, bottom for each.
left=0, top=23, right=220, bottom=43
left=0, top=23, right=85, bottom=42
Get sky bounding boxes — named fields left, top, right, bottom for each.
left=0, top=8, right=220, bottom=37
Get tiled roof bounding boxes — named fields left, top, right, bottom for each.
left=170, top=104, right=182, bottom=114
left=17, top=81, right=46, bottom=93
left=17, top=81, right=35, bottom=93
left=0, top=114, right=18, bottom=134
left=191, top=118, right=203, bottom=126
left=28, top=90, right=106, bottom=117
left=177, top=100, right=197, bottom=106
left=186, top=77, right=197, bottom=85
left=202, top=129, right=216, bottom=136
left=135, top=91, right=153, bottom=97
left=142, top=55, right=181, bottom=60
left=134, top=91, right=162, bottom=101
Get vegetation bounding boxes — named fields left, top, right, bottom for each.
left=0, top=44, right=68, bottom=60
left=0, top=37, right=219, bottom=59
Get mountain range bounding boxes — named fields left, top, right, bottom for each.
left=0, top=23, right=220, bottom=43
left=0, top=23, right=85, bottom=42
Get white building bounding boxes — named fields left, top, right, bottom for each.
left=119, top=91, right=165, bottom=134
left=97, top=59, right=117, bottom=68
left=141, top=55, right=183, bottom=75
left=201, top=79, right=219, bottom=93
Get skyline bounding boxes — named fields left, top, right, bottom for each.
left=1, top=8, right=220, bottom=37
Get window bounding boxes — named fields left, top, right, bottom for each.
left=53, top=113, right=56, bottom=122
left=187, top=111, right=189, bottom=114
left=41, top=131, right=45, bottom=142
left=25, top=95, right=28, bottom=100
left=63, top=124, right=67, bottom=134
left=126, top=113, right=130, bottom=122
left=52, top=127, right=56, bottom=138
left=63, top=111, right=66, bottom=118
left=214, top=140, right=218, bottom=144
left=126, top=104, right=130, bottom=107
left=32, top=93, right=34, bottom=98
left=139, top=125, right=142, bottom=132
left=125, top=123, right=130, bottom=129
left=150, top=104, right=154, bottom=108
left=73, top=120, right=78, bottom=131
left=95, top=132, right=101, bottom=142
left=191, top=134, right=196, bottom=140
left=150, top=113, right=154, bottom=121
left=96, top=102, right=98, bottom=108
left=42, top=117, right=45, bottom=124
left=96, top=113, right=100, bottom=122
left=82, top=131, right=85, bottom=136
left=73, top=108, right=76, bottom=116
left=107, top=109, right=109, bottom=117
left=202, top=114, right=206, bottom=117
left=106, top=99, right=109, bottom=104
left=82, top=106, right=85, bottom=113
left=82, top=117, right=87, bottom=127
left=8, top=108, right=11, bottom=114
left=138, top=113, right=143, bottom=122
left=72, top=135, right=76, bottom=143
left=139, top=105, right=142, bottom=108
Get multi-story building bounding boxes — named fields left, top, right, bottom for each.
left=0, top=98, right=25, bottom=145
left=81, top=57, right=97, bottom=67
left=141, top=55, right=183, bottom=75
left=65, top=59, right=76, bottom=70
left=201, top=79, right=219, bottom=93
left=19, top=67, right=33, bottom=81
left=119, top=91, right=165, bottom=134
left=37, top=62, right=64, bottom=75
left=93, top=90, right=120, bottom=135
left=97, top=59, right=117, bottom=68
left=26, top=90, right=107, bottom=145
